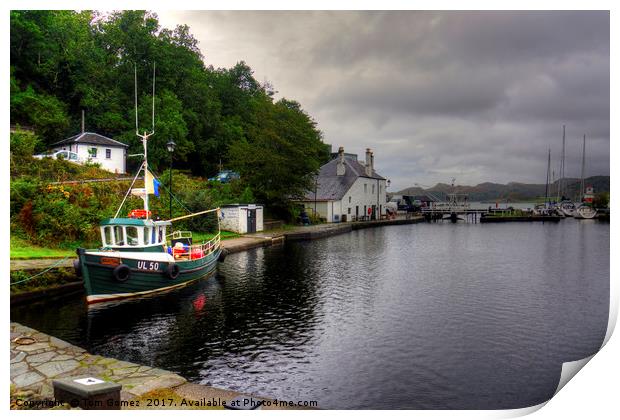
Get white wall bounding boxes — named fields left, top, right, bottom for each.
left=239, top=208, right=248, bottom=233
left=56, top=143, right=126, bottom=173
left=220, top=207, right=240, bottom=233
left=305, top=177, right=388, bottom=223
left=342, top=177, right=387, bottom=221
left=303, top=202, right=328, bottom=221
left=256, top=207, right=263, bottom=231
left=220, top=206, right=263, bottom=233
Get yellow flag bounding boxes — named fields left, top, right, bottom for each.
left=144, top=169, right=155, bottom=194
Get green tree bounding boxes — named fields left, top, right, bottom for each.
left=228, top=96, right=327, bottom=216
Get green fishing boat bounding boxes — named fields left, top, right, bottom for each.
left=74, top=66, right=224, bottom=304
left=75, top=215, right=222, bottom=304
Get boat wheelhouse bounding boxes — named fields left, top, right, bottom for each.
left=99, top=218, right=170, bottom=252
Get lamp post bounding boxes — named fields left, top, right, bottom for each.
left=166, top=140, right=176, bottom=219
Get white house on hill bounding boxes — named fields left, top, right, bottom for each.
left=50, top=132, right=129, bottom=173
left=297, top=147, right=388, bottom=222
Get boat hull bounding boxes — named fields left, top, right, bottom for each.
left=574, top=205, right=597, bottom=219
left=78, top=249, right=221, bottom=304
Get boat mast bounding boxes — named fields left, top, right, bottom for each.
left=545, top=148, right=551, bottom=206
left=558, top=125, right=565, bottom=202
left=580, top=134, right=586, bottom=202
left=134, top=63, right=156, bottom=214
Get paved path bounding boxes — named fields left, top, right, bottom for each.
left=10, top=322, right=187, bottom=401
left=10, top=258, right=74, bottom=271
left=10, top=323, right=302, bottom=410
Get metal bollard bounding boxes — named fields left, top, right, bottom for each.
left=52, top=377, right=122, bottom=410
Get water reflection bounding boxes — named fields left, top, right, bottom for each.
left=11, top=220, right=609, bottom=409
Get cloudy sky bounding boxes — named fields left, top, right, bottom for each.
left=156, top=10, right=609, bottom=190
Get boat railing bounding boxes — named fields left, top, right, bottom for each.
left=170, top=232, right=221, bottom=261
left=168, top=231, right=192, bottom=240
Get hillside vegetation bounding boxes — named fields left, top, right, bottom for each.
left=10, top=10, right=329, bottom=217
left=10, top=130, right=253, bottom=249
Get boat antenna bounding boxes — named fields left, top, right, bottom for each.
left=134, top=64, right=139, bottom=135
left=152, top=62, right=156, bottom=133
left=132, top=62, right=156, bottom=214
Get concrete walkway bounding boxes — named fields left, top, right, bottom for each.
left=10, top=323, right=302, bottom=410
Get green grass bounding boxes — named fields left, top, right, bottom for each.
left=192, top=230, right=240, bottom=242
left=10, top=237, right=76, bottom=259
left=11, top=230, right=239, bottom=260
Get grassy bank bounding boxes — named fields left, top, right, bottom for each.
left=11, top=231, right=241, bottom=260
left=10, top=267, right=79, bottom=295
left=11, top=237, right=81, bottom=259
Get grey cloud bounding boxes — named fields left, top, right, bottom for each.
left=156, top=10, right=609, bottom=191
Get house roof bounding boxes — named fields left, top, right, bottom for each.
left=300, top=155, right=385, bottom=202
left=411, top=195, right=437, bottom=202
left=51, top=132, right=129, bottom=148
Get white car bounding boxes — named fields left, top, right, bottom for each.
left=33, top=150, right=82, bottom=163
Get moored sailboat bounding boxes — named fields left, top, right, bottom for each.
left=574, top=134, right=597, bottom=220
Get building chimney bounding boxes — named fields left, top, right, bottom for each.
left=81, top=109, right=85, bottom=133
left=336, top=146, right=346, bottom=176
left=370, top=151, right=374, bottom=173
left=365, top=148, right=372, bottom=176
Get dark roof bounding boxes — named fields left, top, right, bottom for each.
left=300, top=156, right=385, bottom=201
left=411, top=195, right=437, bottom=202
left=51, top=132, right=129, bottom=148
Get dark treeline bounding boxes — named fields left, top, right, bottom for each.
left=10, top=10, right=329, bottom=215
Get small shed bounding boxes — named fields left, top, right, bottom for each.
left=220, top=204, right=264, bottom=234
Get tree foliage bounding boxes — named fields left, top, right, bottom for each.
left=10, top=10, right=327, bottom=217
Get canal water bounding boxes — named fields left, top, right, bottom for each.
left=11, top=220, right=609, bottom=409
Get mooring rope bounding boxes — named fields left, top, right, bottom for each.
left=10, top=256, right=71, bottom=285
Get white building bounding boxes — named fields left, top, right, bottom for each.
left=297, top=147, right=388, bottom=222
left=220, top=204, right=264, bottom=234
left=50, top=132, right=129, bottom=174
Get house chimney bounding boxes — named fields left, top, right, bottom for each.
left=365, top=148, right=372, bottom=176
left=336, top=146, right=346, bottom=176
left=81, top=109, right=85, bottom=133
left=370, top=151, right=374, bottom=173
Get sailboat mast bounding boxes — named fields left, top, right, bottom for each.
left=580, top=134, right=586, bottom=201
left=559, top=125, right=565, bottom=201
left=545, top=148, right=551, bottom=205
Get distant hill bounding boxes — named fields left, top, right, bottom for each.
left=396, top=176, right=610, bottom=202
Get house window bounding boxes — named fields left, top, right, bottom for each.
left=348, top=196, right=351, bottom=203
left=348, top=208, right=351, bottom=214
left=88, top=147, right=97, bottom=158
left=372, top=184, right=375, bottom=194
left=364, top=184, right=367, bottom=193
left=106, top=149, right=111, bottom=159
